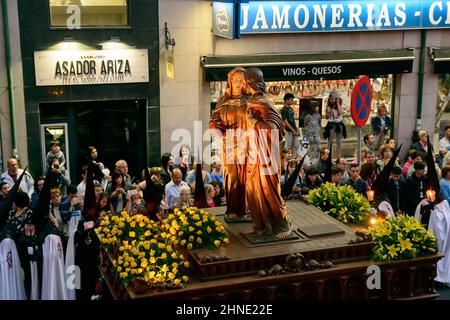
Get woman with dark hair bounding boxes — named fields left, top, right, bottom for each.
left=360, top=163, right=377, bottom=188
left=160, top=153, right=174, bottom=185
left=30, top=176, right=45, bottom=210
left=85, top=146, right=106, bottom=183
left=4, top=191, right=33, bottom=237
left=105, top=171, right=127, bottom=214
left=176, top=145, right=191, bottom=180
left=96, top=192, right=112, bottom=221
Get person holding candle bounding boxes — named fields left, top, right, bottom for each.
left=405, top=161, right=427, bottom=216
left=386, top=166, right=407, bottom=213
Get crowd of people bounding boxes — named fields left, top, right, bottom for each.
left=2, top=89, right=450, bottom=300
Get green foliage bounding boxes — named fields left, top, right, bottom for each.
left=305, top=182, right=370, bottom=224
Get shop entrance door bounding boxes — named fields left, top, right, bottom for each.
left=40, top=99, right=147, bottom=184
left=40, top=123, right=70, bottom=175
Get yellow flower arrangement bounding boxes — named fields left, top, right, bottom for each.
left=96, top=207, right=230, bottom=289
left=368, top=214, right=437, bottom=262
left=160, top=206, right=229, bottom=250
left=97, top=212, right=159, bottom=251
left=305, top=182, right=370, bottom=224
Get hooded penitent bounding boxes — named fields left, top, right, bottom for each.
left=281, top=156, right=306, bottom=198
left=41, top=234, right=68, bottom=300
left=0, top=238, right=26, bottom=300
left=372, top=144, right=402, bottom=200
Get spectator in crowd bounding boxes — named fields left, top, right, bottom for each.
left=363, top=133, right=377, bottom=153
left=300, top=166, right=323, bottom=195
left=1, top=157, right=34, bottom=197
left=125, top=184, right=147, bottom=216
left=360, top=163, right=377, bottom=188
left=46, top=140, right=66, bottom=172
left=49, top=187, right=71, bottom=239
left=402, top=150, right=418, bottom=179
left=176, top=145, right=191, bottom=180
left=438, top=126, right=450, bottom=168
left=94, top=182, right=104, bottom=203
left=364, top=150, right=376, bottom=165
left=160, top=153, right=175, bottom=185
left=376, top=145, right=394, bottom=174
left=386, top=166, right=407, bottom=213
left=281, top=93, right=300, bottom=157
left=3, top=191, right=33, bottom=239
left=335, top=158, right=350, bottom=184
left=173, top=185, right=193, bottom=209
left=346, top=164, right=369, bottom=195
left=316, top=147, right=330, bottom=178
left=405, top=161, right=427, bottom=216
left=115, top=160, right=130, bottom=190
left=410, top=130, right=433, bottom=155
left=210, top=156, right=223, bottom=186
left=407, top=152, right=425, bottom=178
left=96, top=192, right=112, bottom=220
left=324, top=91, right=346, bottom=158
left=205, top=184, right=216, bottom=208
left=210, top=180, right=224, bottom=207
left=331, top=167, right=344, bottom=184
left=0, top=181, right=10, bottom=209
left=281, top=148, right=292, bottom=176
left=280, top=159, right=301, bottom=189
left=85, top=146, right=106, bottom=184
left=77, top=166, right=88, bottom=197
left=48, top=158, right=70, bottom=196
left=303, top=101, right=322, bottom=163
left=186, top=163, right=211, bottom=191
left=371, top=103, right=391, bottom=148
left=165, top=168, right=188, bottom=209
left=30, top=176, right=45, bottom=210
left=439, top=165, right=450, bottom=203
left=387, top=138, right=396, bottom=151
left=106, top=171, right=128, bottom=214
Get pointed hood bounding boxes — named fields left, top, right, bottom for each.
left=143, top=167, right=164, bottom=219
left=193, top=159, right=208, bottom=209
left=372, top=144, right=402, bottom=200
left=82, top=162, right=97, bottom=220
left=324, top=143, right=333, bottom=183
left=282, top=156, right=306, bottom=198
left=426, top=134, right=440, bottom=199
left=32, top=170, right=58, bottom=233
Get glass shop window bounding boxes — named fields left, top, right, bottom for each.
left=49, top=0, right=128, bottom=27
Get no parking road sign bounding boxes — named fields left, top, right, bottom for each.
left=351, top=76, right=373, bottom=127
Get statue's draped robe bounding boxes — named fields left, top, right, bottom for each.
left=210, top=95, right=249, bottom=217
left=246, top=93, right=290, bottom=235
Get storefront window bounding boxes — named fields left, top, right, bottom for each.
left=49, top=0, right=128, bottom=27
left=210, top=76, right=394, bottom=159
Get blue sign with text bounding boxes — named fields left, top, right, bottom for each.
left=233, top=0, right=450, bottom=33
left=213, top=2, right=237, bottom=39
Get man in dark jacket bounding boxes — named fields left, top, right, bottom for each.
left=386, top=166, right=407, bottom=213
left=346, top=164, right=369, bottom=195
left=405, top=161, right=427, bottom=216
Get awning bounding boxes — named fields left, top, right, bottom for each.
left=432, top=49, right=450, bottom=74
left=202, top=49, right=415, bottom=81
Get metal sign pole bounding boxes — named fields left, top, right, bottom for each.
left=357, top=127, right=362, bottom=167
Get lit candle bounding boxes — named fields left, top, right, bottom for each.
left=367, top=189, right=374, bottom=202
left=426, top=189, right=436, bottom=202
left=369, top=217, right=377, bottom=225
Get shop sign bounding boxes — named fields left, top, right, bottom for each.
left=213, top=2, right=238, bottom=39
left=219, top=0, right=450, bottom=34
left=34, top=49, right=149, bottom=86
